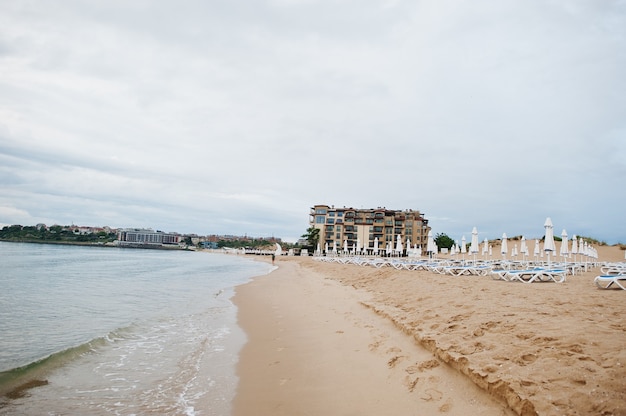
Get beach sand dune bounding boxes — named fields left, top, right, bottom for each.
left=233, top=245, right=626, bottom=416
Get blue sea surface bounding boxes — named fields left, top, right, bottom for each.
left=0, top=242, right=272, bottom=415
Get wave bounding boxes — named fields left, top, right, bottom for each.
left=0, top=325, right=136, bottom=400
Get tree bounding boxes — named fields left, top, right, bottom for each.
left=434, top=233, right=455, bottom=250
left=301, top=227, right=320, bottom=250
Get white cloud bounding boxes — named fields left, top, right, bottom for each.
left=0, top=0, right=624, bottom=243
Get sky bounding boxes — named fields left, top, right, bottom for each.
left=1, top=0, right=625, bottom=244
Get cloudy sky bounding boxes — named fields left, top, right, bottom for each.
left=1, top=0, right=625, bottom=244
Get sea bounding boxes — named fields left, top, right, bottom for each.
left=0, top=241, right=274, bottom=415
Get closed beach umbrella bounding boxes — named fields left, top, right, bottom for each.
left=373, top=237, right=379, bottom=256
left=469, top=227, right=479, bottom=263
left=543, top=217, right=556, bottom=266
left=482, top=238, right=489, bottom=256
left=470, top=227, right=479, bottom=254
left=396, top=234, right=403, bottom=255
left=356, top=238, right=361, bottom=254
left=533, top=239, right=540, bottom=260
left=501, top=233, right=508, bottom=260
left=343, top=239, right=348, bottom=254
left=560, top=229, right=569, bottom=259
left=543, top=218, right=556, bottom=252
left=578, top=238, right=584, bottom=258
left=520, top=236, right=529, bottom=260
left=426, top=231, right=435, bottom=258
left=332, top=241, right=337, bottom=254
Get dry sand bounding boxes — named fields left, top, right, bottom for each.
left=233, top=245, right=626, bottom=416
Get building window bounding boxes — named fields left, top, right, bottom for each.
left=316, top=209, right=327, bottom=214
left=316, top=216, right=325, bottom=224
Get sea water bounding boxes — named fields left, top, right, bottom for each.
left=0, top=242, right=273, bottom=415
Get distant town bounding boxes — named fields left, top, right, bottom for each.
left=0, top=224, right=289, bottom=250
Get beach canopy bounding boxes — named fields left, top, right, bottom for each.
left=520, top=236, right=529, bottom=257
left=396, top=234, right=403, bottom=254
left=544, top=217, right=556, bottom=253
left=470, top=227, right=479, bottom=254
left=426, top=231, right=435, bottom=254
left=560, top=229, right=569, bottom=257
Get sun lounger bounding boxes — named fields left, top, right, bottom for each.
left=444, top=265, right=492, bottom=276
left=594, top=275, right=626, bottom=290
left=507, top=268, right=567, bottom=283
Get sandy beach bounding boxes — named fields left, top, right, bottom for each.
left=233, top=245, right=626, bottom=416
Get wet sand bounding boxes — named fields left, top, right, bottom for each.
left=233, top=245, right=626, bottom=416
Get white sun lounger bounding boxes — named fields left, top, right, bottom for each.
left=507, top=269, right=567, bottom=283
left=594, top=275, right=626, bottom=290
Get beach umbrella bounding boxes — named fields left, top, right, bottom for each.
left=275, top=243, right=282, bottom=257
left=482, top=238, right=489, bottom=257
left=512, top=244, right=518, bottom=259
left=406, top=238, right=412, bottom=256
left=571, top=235, right=578, bottom=263
left=343, top=239, right=348, bottom=254
left=356, top=237, right=361, bottom=254
left=489, top=245, right=492, bottom=257
left=316, top=243, right=321, bottom=256
left=470, top=227, right=479, bottom=263
left=395, top=235, right=403, bottom=256
left=533, top=239, right=540, bottom=261
left=426, top=231, right=435, bottom=259
left=543, top=217, right=556, bottom=266
left=332, top=241, right=337, bottom=255
left=501, top=233, right=508, bottom=260
left=325, top=242, right=329, bottom=255
left=578, top=238, right=585, bottom=258
left=520, top=236, right=529, bottom=261
left=373, top=237, right=379, bottom=256
left=560, top=229, right=569, bottom=260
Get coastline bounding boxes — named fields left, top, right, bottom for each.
left=232, top=246, right=625, bottom=416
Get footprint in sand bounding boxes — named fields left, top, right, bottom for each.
left=420, top=387, right=443, bottom=402
left=404, top=376, right=419, bottom=392
left=388, top=355, right=406, bottom=368
left=417, top=359, right=441, bottom=371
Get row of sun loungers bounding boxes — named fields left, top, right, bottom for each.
left=314, top=256, right=626, bottom=289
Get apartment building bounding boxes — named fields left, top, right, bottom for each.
left=117, top=228, right=180, bottom=246
left=310, top=204, right=430, bottom=253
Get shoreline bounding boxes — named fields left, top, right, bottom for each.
left=232, top=246, right=625, bottom=415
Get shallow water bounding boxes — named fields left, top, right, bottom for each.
left=0, top=242, right=272, bottom=415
